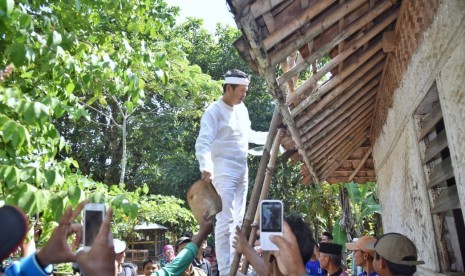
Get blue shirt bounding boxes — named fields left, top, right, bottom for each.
left=305, top=259, right=323, bottom=276
left=5, top=254, right=53, bottom=276
left=358, top=272, right=377, bottom=276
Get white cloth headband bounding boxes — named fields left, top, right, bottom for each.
left=224, top=77, right=250, bottom=85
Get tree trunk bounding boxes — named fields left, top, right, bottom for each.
left=119, top=114, right=127, bottom=186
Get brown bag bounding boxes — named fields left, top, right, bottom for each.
left=187, top=180, right=222, bottom=223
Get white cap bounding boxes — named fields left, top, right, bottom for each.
left=113, top=239, right=126, bottom=254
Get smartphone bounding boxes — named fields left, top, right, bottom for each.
left=259, top=199, right=283, bottom=251
left=83, top=203, right=106, bottom=251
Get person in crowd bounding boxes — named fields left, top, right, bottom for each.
left=114, top=239, right=137, bottom=276
left=193, top=240, right=212, bottom=276
left=174, top=237, right=207, bottom=276
left=150, top=217, right=214, bottom=276
left=3, top=200, right=116, bottom=276
left=160, top=244, right=175, bottom=267
left=366, top=233, right=424, bottom=276
left=319, top=243, right=348, bottom=276
left=0, top=205, right=28, bottom=268
left=203, top=244, right=218, bottom=276
left=346, top=236, right=377, bottom=276
left=233, top=214, right=315, bottom=276
left=320, top=232, right=333, bottom=243
left=195, top=69, right=268, bottom=276
left=305, top=245, right=323, bottom=276
left=143, top=258, right=160, bottom=276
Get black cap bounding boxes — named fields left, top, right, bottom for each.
left=175, top=237, right=192, bottom=253
left=319, top=243, right=342, bottom=256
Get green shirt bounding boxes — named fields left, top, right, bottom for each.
left=152, top=242, right=199, bottom=276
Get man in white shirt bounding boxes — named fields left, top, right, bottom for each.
left=195, top=69, right=267, bottom=276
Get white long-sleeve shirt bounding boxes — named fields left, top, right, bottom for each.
left=195, top=98, right=268, bottom=178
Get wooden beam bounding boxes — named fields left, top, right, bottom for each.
left=348, top=147, right=372, bottom=182
left=268, top=0, right=367, bottom=66
left=311, top=115, right=372, bottom=159
left=300, top=90, right=376, bottom=142
left=295, top=61, right=383, bottom=125
left=291, top=47, right=385, bottom=117
left=298, top=76, right=379, bottom=135
left=303, top=100, right=375, bottom=147
left=318, top=129, right=368, bottom=177
left=314, top=123, right=369, bottom=166
left=263, top=0, right=337, bottom=50
left=287, top=9, right=397, bottom=104
left=427, top=156, right=454, bottom=189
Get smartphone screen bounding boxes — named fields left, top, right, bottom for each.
left=84, top=208, right=104, bottom=248
left=260, top=200, right=283, bottom=251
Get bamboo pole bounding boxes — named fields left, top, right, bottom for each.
left=307, top=116, right=370, bottom=156
left=298, top=74, right=379, bottom=135
left=299, top=86, right=376, bottom=138
left=295, top=62, right=383, bottom=127
left=348, top=147, right=373, bottom=182
left=278, top=0, right=395, bottom=87
left=239, top=128, right=283, bottom=274
left=287, top=11, right=397, bottom=105
left=303, top=100, right=375, bottom=147
left=314, top=123, right=370, bottom=170
left=291, top=47, right=384, bottom=118
left=320, top=134, right=369, bottom=180
left=268, top=0, right=367, bottom=66
left=229, top=108, right=281, bottom=276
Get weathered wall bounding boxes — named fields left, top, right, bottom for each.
left=372, top=0, right=465, bottom=274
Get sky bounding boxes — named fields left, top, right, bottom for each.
left=164, top=0, right=237, bottom=34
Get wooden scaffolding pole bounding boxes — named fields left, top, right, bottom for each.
left=229, top=108, right=282, bottom=275
left=238, top=128, right=283, bottom=274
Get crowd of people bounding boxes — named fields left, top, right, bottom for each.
left=1, top=69, right=425, bottom=276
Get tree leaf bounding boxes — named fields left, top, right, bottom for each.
left=0, top=165, right=20, bottom=189
left=67, top=185, right=82, bottom=205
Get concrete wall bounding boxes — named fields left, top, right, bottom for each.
left=372, top=0, right=465, bottom=274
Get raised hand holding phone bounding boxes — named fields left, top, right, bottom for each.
left=259, top=199, right=283, bottom=251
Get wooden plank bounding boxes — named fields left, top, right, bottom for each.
left=423, top=129, right=449, bottom=164
left=382, top=31, right=399, bottom=53
left=348, top=147, right=372, bottom=182
left=427, top=156, right=455, bottom=189
left=418, top=103, right=443, bottom=141
left=431, top=185, right=460, bottom=214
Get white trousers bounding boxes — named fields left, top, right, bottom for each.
left=212, top=173, right=248, bottom=276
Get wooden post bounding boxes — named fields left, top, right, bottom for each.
left=229, top=108, right=281, bottom=275
left=239, top=129, right=283, bottom=274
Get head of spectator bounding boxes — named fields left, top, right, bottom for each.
left=143, top=258, right=159, bottom=276
left=320, top=231, right=333, bottom=243
left=347, top=236, right=377, bottom=274
left=0, top=205, right=28, bottom=262
left=318, top=243, right=344, bottom=275
left=261, top=214, right=316, bottom=276
left=367, top=233, right=424, bottom=276
left=113, top=239, right=127, bottom=265
left=163, top=244, right=175, bottom=261
left=175, top=236, right=206, bottom=275
left=183, top=231, right=193, bottom=239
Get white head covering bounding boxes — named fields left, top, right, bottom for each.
left=224, top=76, right=250, bottom=85
left=113, top=238, right=126, bottom=254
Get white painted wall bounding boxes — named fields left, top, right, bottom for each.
left=372, top=0, right=465, bottom=274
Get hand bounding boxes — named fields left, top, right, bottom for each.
left=76, top=208, right=115, bottom=276
left=36, top=200, right=88, bottom=266
left=192, top=216, right=215, bottom=249
left=232, top=225, right=250, bottom=254
left=201, top=171, right=212, bottom=182
left=269, top=222, right=307, bottom=276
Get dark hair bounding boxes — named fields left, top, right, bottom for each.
left=325, top=253, right=342, bottom=267
left=183, top=231, right=193, bottom=239
left=285, top=214, right=316, bottom=263
left=322, top=231, right=333, bottom=240
left=222, top=69, right=249, bottom=93
left=143, top=258, right=153, bottom=269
